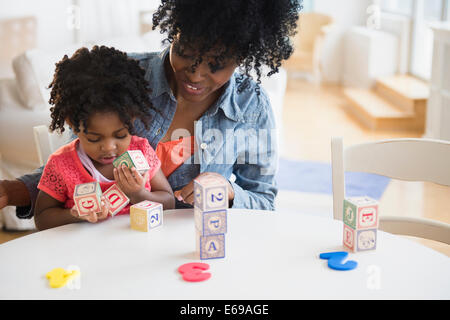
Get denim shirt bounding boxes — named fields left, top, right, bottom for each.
left=16, top=47, right=278, bottom=218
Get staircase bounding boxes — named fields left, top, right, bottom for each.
left=343, top=75, right=429, bottom=131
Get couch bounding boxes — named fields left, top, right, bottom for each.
left=0, top=31, right=287, bottom=230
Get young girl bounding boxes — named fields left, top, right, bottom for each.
left=34, top=46, right=175, bottom=230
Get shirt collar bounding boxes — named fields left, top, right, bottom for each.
left=205, top=74, right=243, bottom=122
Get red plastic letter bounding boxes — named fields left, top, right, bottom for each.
left=178, top=262, right=211, bottom=282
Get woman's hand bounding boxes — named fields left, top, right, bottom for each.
left=113, top=165, right=150, bottom=202
left=174, top=172, right=234, bottom=206
left=0, top=181, right=8, bottom=210
left=69, top=196, right=110, bottom=223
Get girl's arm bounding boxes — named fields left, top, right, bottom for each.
left=34, top=190, right=81, bottom=230
left=35, top=190, right=110, bottom=231
left=114, top=166, right=175, bottom=210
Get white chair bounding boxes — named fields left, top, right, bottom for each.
left=331, top=137, right=450, bottom=244
left=33, top=125, right=72, bottom=166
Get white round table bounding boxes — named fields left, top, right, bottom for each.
left=0, top=209, right=449, bottom=299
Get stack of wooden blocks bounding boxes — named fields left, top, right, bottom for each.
left=342, top=196, right=379, bottom=252
left=194, top=176, right=228, bottom=260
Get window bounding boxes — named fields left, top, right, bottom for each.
left=380, top=0, right=447, bottom=81
left=380, top=0, right=413, bottom=16
left=446, top=0, right=450, bottom=20
left=302, top=0, right=314, bottom=12
left=410, top=0, right=448, bottom=80
left=424, top=0, right=444, bottom=20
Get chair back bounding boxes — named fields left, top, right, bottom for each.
left=33, top=125, right=72, bottom=166
left=294, top=12, right=333, bottom=53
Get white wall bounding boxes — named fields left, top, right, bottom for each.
left=0, top=0, right=74, bottom=51
left=0, top=0, right=161, bottom=51
left=313, top=0, right=372, bottom=83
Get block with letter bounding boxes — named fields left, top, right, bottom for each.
left=103, top=184, right=129, bottom=216
left=342, top=196, right=379, bottom=252
left=113, top=150, right=150, bottom=175
left=194, top=208, right=227, bottom=236
left=130, top=200, right=163, bottom=232
left=196, top=231, right=225, bottom=260
left=193, top=176, right=228, bottom=260
left=194, top=175, right=228, bottom=211
left=73, top=182, right=103, bottom=216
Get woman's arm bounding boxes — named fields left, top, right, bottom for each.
left=114, top=166, right=175, bottom=209
left=0, top=179, right=31, bottom=209
left=173, top=97, right=278, bottom=210
left=229, top=164, right=277, bottom=210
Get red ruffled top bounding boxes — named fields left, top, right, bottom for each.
left=37, top=135, right=161, bottom=216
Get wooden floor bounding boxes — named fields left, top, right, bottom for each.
left=1, top=77, right=449, bottom=257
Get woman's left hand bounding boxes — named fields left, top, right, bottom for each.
left=174, top=172, right=234, bottom=206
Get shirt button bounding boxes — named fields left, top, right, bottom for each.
left=156, top=128, right=161, bottom=135
left=200, top=142, right=208, bottom=150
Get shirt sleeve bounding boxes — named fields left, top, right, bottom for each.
left=139, top=138, right=161, bottom=181
left=229, top=93, right=278, bottom=211
left=37, top=155, right=68, bottom=203
left=15, top=166, right=44, bottom=219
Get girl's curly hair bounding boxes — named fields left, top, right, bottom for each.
left=48, top=45, right=154, bottom=134
left=152, top=0, right=302, bottom=92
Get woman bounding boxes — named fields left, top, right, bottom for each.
left=0, top=0, right=301, bottom=217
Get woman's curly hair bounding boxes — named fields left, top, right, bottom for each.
left=152, top=0, right=302, bottom=92
left=48, top=45, right=154, bottom=134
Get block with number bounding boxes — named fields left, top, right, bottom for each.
left=113, top=150, right=150, bottom=175
left=194, top=176, right=228, bottom=211
left=103, top=184, right=129, bottom=216
left=196, top=231, right=225, bottom=260
left=342, top=196, right=379, bottom=252
left=194, top=208, right=227, bottom=236
left=130, top=200, right=163, bottom=232
left=73, top=182, right=103, bottom=217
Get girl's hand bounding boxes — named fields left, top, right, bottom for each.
left=113, top=165, right=150, bottom=199
left=174, top=172, right=235, bottom=206
left=69, top=196, right=110, bottom=223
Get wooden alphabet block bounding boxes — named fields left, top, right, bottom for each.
left=113, top=150, right=150, bottom=175
left=194, top=176, right=228, bottom=211
left=196, top=231, right=225, bottom=260
left=343, top=196, right=379, bottom=230
left=103, top=184, right=129, bottom=216
left=343, top=196, right=379, bottom=252
left=73, top=182, right=102, bottom=216
left=194, top=208, right=227, bottom=236
left=130, top=200, right=163, bottom=232
left=343, top=225, right=377, bottom=252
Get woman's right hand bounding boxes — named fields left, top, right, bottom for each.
left=0, top=181, right=8, bottom=210
left=69, top=196, right=110, bottom=223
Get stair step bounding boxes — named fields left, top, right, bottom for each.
left=375, top=75, right=429, bottom=112
left=377, top=75, right=429, bottom=100
left=344, top=88, right=413, bottom=117
left=343, top=88, right=423, bottom=131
